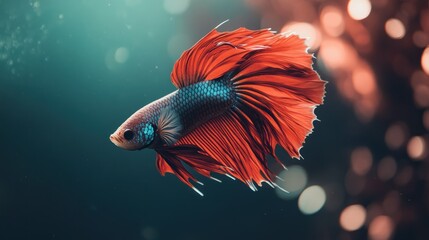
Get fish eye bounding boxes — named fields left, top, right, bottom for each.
left=123, top=129, right=134, bottom=141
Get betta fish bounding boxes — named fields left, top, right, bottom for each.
left=110, top=24, right=325, bottom=196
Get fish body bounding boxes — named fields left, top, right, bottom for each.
left=111, top=75, right=235, bottom=149
left=110, top=27, right=326, bottom=195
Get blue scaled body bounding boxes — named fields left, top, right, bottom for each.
left=136, top=75, right=236, bottom=148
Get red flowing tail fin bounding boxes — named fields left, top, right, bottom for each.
left=232, top=34, right=325, bottom=159
left=157, top=27, right=325, bottom=193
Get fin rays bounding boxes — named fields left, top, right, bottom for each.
left=158, top=108, right=182, bottom=145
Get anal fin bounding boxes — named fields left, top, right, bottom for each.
left=155, top=145, right=230, bottom=195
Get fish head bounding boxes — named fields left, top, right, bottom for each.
left=110, top=120, right=156, bottom=151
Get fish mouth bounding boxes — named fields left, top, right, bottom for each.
left=110, top=134, right=122, bottom=147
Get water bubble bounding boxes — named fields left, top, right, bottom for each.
left=58, top=14, right=64, bottom=20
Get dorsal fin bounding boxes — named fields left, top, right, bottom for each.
left=170, top=27, right=272, bottom=88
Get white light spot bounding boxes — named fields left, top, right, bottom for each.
left=347, top=0, right=371, bottom=21
left=114, top=47, right=129, bottom=63
left=58, top=14, right=64, bottom=20
left=163, top=0, right=191, bottom=15
left=298, top=185, right=326, bottom=215
left=275, top=165, right=308, bottom=200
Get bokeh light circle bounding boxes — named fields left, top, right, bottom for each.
left=407, top=136, right=427, bottom=160
left=275, top=165, right=308, bottom=200
left=422, top=47, right=429, bottom=75
left=114, top=47, right=130, bottom=64
left=385, top=122, right=408, bottom=149
left=385, top=18, right=406, bottom=39
left=368, top=215, right=394, bottom=240
left=350, top=147, right=373, bottom=175
left=347, top=0, right=372, bottom=20
left=340, top=204, right=366, bottom=231
left=377, top=157, right=397, bottom=181
left=321, top=6, right=345, bottom=37
left=298, top=185, right=326, bottom=215
left=281, top=22, right=321, bottom=50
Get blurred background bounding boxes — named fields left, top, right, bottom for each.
left=0, top=0, right=428, bottom=239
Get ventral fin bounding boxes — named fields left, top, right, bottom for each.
left=158, top=107, right=182, bottom=146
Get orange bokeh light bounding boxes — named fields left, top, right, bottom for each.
left=340, top=204, right=366, bottom=231
left=319, top=39, right=358, bottom=70
left=321, top=6, right=345, bottom=37
left=422, top=47, right=429, bottom=75
left=368, top=216, right=394, bottom=240
left=352, top=63, right=376, bottom=95
left=407, top=136, right=427, bottom=160
left=385, top=18, right=406, bottom=39
left=281, top=22, right=321, bottom=50
left=377, top=157, right=397, bottom=181
left=350, top=147, right=373, bottom=175
left=385, top=122, right=408, bottom=150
